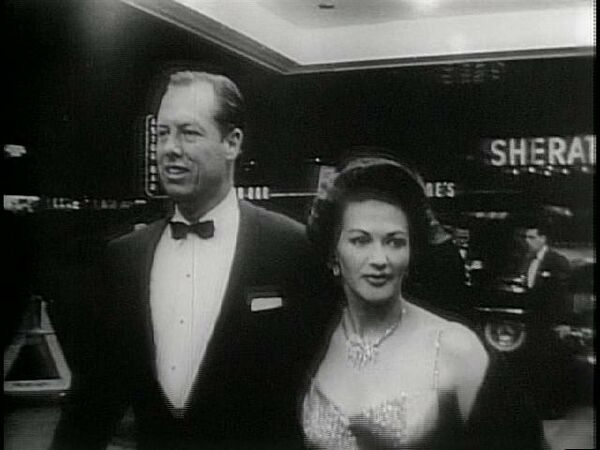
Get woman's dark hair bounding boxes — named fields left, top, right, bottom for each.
left=307, top=150, right=431, bottom=274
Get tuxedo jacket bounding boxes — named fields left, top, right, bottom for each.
left=529, top=248, right=571, bottom=289
left=528, top=248, right=571, bottom=323
left=52, top=201, right=333, bottom=450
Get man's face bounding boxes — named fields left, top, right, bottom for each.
left=453, top=228, right=470, bottom=249
left=156, top=82, right=241, bottom=206
left=525, top=228, right=546, bottom=254
left=513, top=227, right=528, bottom=252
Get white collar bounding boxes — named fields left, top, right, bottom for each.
left=535, top=245, right=548, bottom=261
left=172, top=189, right=239, bottom=230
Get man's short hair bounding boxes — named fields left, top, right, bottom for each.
left=522, top=217, right=551, bottom=241
left=163, top=71, right=246, bottom=138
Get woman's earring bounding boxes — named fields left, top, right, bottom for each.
left=332, top=264, right=340, bottom=277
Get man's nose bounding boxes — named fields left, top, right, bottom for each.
left=161, top=133, right=184, bottom=156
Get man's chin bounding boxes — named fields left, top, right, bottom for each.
left=163, top=187, right=198, bottom=204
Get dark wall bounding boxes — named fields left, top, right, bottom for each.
left=4, top=0, right=594, bottom=196
left=3, top=0, right=593, bottom=369
left=4, top=0, right=277, bottom=196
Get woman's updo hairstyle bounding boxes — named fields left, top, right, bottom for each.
left=307, top=148, right=431, bottom=271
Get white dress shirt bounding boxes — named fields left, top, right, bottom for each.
left=150, top=189, right=240, bottom=409
left=527, top=245, right=548, bottom=289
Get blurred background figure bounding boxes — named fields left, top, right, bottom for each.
left=407, top=209, right=470, bottom=317
left=516, top=217, right=574, bottom=419
left=453, top=226, right=470, bottom=261
left=507, top=225, right=529, bottom=279
left=452, top=223, right=484, bottom=289
left=522, top=223, right=571, bottom=295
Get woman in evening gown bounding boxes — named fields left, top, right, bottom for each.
left=301, top=151, right=544, bottom=449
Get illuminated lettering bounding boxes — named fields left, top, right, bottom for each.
left=489, top=140, right=507, bottom=166
left=483, top=135, right=595, bottom=167
left=446, top=182, right=456, bottom=198
left=584, top=135, right=596, bottom=165
left=509, top=139, right=527, bottom=166
left=548, top=137, right=567, bottom=165
left=424, top=182, right=456, bottom=198
left=435, top=183, right=444, bottom=197
left=425, top=183, right=434, bottom=198
left=530, top=138, right=546, bottom=165
left=567, top=137, right=586, bottom=165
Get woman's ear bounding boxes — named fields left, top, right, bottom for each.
left=331, top=264, right=340, bottom=277
left=327, top=254, right=341, bottom=277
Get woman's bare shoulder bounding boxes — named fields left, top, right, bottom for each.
left=441, top=322, right=488, bottom=362
left=407, top=302, right=487, bottom=361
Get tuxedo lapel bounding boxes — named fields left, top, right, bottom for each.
left=220, top=202, right=258, bottom=325
left=139, top=218, right=169, bottom=375
left=199, top=201, right=257, bottom=365
left=182, top=202, right=259, bottom=409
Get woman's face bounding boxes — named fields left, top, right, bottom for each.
left=335, top=199, right=411, bottom=306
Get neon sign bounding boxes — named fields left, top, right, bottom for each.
left=483, top=135, right=595, bottom=167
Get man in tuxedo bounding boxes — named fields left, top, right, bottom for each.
left=522, top=223, right=571, bottom=314
left=51, top=70, right=331, bottom=449
left=519, top=221, right=572, bottom=418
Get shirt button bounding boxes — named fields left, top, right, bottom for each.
left=179, top=319, right=185, bottom=324
left=171, top=365, right=176, bottom=371
left=186, top=274, right=191, bottom=278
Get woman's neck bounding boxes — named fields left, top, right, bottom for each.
left=345, top=294, right=406, bottom=341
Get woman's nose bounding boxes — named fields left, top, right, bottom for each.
left=368, top=244, right=388, bottom=267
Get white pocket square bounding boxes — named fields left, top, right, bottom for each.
left=250, top=296, right=283, bottom=312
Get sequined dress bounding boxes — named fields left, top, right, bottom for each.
left=302, top=330, right=444, bottom=449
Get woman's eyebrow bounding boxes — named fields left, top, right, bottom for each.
left=387, top=230, right=408, bottom=236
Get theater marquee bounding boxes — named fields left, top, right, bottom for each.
left=482, top=135, right=595, bottom=167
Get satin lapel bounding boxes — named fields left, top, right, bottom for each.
left=187, top=201, right=258, bottom=403
left=139, top=218, right=169, bottom=376
left=208, top=201, right=257, bottom=359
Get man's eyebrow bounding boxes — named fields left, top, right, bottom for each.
left=157, top=122, right=206, bottom=132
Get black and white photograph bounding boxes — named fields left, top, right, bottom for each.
left=4, top=1, right=594, bottom=449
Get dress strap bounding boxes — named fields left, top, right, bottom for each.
left=432, top=329, right=443, bottom=390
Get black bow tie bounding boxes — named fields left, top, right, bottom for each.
left=170, top=220, right=215, bottom=240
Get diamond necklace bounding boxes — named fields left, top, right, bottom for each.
left=341, top=305, right=406, bottom=370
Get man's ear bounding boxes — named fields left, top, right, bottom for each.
left=224, top=128, right=243, bottom=160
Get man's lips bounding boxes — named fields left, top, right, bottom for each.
left=163, top=165, right=190, bottom=177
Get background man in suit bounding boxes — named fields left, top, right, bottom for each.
left=407, top=209, right=469, bottom=317
left=51, top=70, right=331, bottom=449
left=519, top=220, right=573, bottom=418
left=518, top=221, right=572, bottom=326
left=523, top=223, right=571, bottom=297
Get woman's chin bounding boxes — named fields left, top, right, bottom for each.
left=359, top=294, right=397, bottom=308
